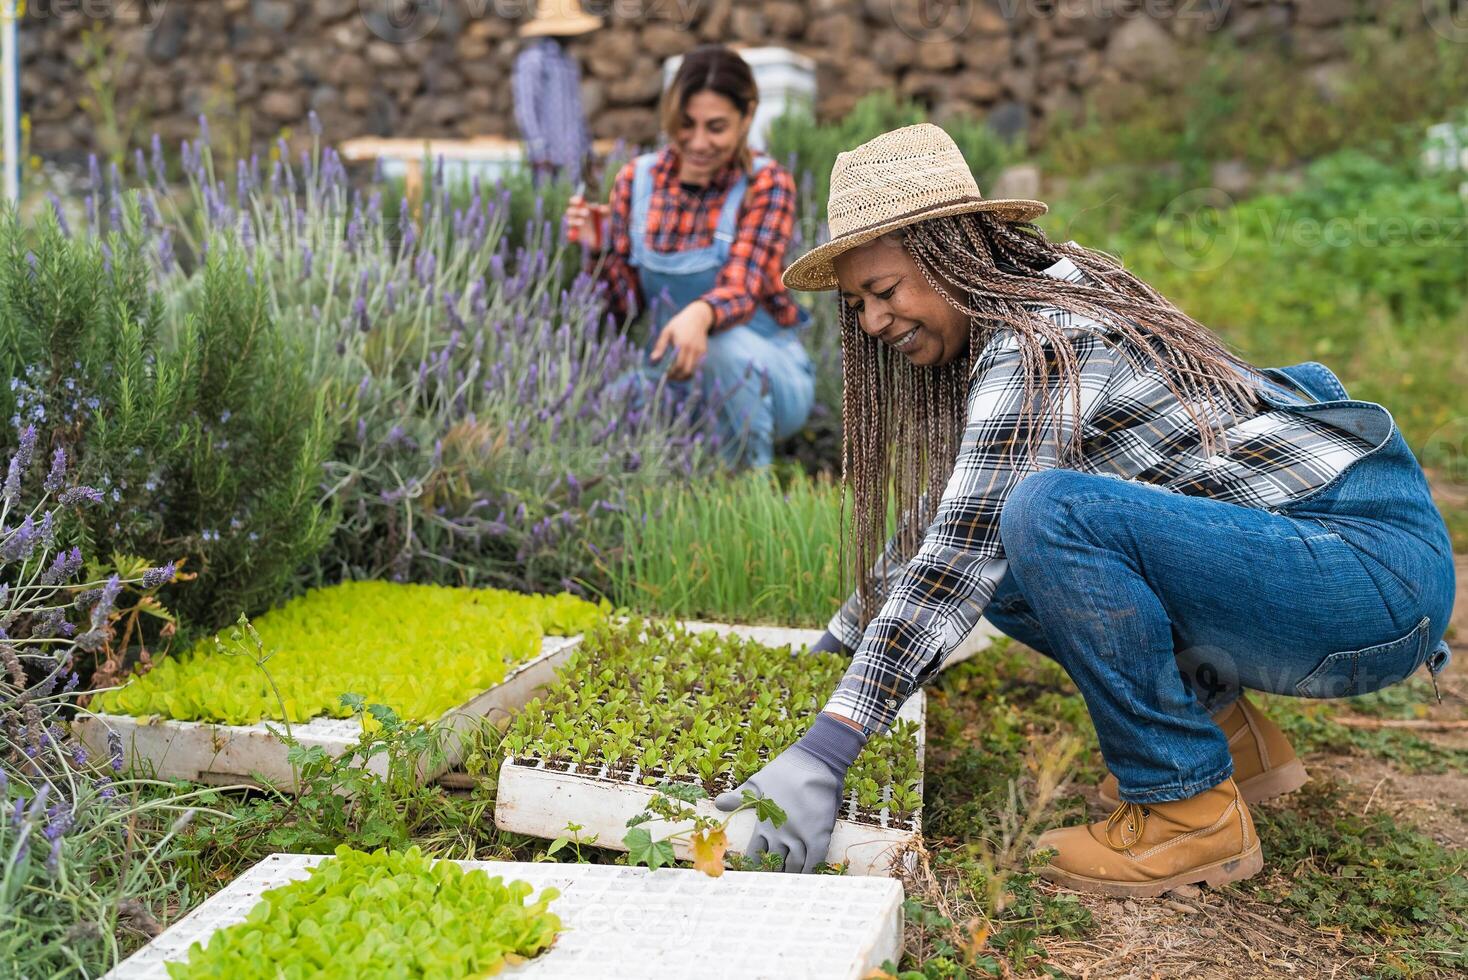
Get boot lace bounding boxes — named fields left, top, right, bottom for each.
left=1104, top=801, right=1150, bottom=850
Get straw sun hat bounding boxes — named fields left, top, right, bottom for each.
left=519, top=0, right=601, bottom=38
left=782, top=124, right=1048, bottom=292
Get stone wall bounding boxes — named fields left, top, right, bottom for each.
left=20, top=0, right=1433, bottom=157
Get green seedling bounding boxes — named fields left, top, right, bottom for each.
left=544, top=821, right=599, bottom=863
left=503, top=618, right=925, bottom=826
left=165, top=846, right=560, bottom=978
left=623, top=784, right=787, bottom=877
left=93, top=581, right=605, bottom=726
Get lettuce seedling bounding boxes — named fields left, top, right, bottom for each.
left=92, top=581, right=605, bottom=726
left=166, top=846, right=560, bottom=978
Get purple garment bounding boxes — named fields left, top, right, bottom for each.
left=513, top=38, right=591, bottom=182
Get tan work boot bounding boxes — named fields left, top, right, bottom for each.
left=1097, top=695, right=1308, bottom=808
left=1034, top=777, right=1263, bottom=898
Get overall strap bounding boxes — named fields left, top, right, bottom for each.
left=628, top=152, right=659, bottom=266
left=713, top=154, right=771, bottom=245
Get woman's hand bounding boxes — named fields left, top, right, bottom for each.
left=714, top=713, right=866, bottom=873
left=564, top=194, right=600, bottom=248
left=650, top=301, right=715, bottom=381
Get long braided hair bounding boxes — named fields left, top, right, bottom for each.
left=842, top=211, right=1262, bottom=624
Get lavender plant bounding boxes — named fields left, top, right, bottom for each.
left=91, top=119, right=715, bottom=594
left=0, top=210, right=333, bottom=640
left=0, top=428, right=225, bottom=976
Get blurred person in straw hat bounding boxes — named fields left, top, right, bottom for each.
left=713, top=124, right=1454, bottom=892
left=567, top=45, right=814, bottom=470
left=514, top=0, right=600, bottom=184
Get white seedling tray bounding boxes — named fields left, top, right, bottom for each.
left=497, top=622, right=925, bottom=878
left=74, top=635, right=581, bottom=793
left=105, top=852, right=904, bottom=980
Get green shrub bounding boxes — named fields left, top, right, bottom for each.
left=166, top=846, right=561, bottom=979
left=90, top=580, right=605, bottom=725
left=1042, top=146, right=1468, bottom=457
left=0, top=212, right=333, bottom=643
left=1041, top=29, right=1468, bottom=176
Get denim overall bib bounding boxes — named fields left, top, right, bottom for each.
left=629, top=152, right=815, bottom=469
left=1252, top=361, right=1455, bottom=691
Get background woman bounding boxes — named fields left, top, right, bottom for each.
left=566, top=45, right=814, bottom=470
left=717, top=125, right=1455, bottom=894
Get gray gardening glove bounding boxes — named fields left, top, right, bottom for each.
left=715, top=713, right=865, bottom=874
left=805, top=630, right=851, bottom=656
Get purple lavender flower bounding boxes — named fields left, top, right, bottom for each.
left=47, top=193, right=71, bottom=237
left=142, top=562, right=177, bottom=588
left=90, top=574, right=122, bottom=629
left=107, top=731, right=124, bottom=773
left=44, top=446, right=67, bottom=492
left=151, top=132, right=167, bottom=189
left=15, top=422, right=37, bottom=471
left=59, top=486, right=103, bottom=505
left=2, top=515, right=38, bottom=561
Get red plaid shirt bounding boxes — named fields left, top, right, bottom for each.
left=597, top=146, right=802, bottom=332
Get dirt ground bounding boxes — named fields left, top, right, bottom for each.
left=1032, top=552, right=1467, bottom=980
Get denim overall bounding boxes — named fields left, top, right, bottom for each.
left=984, top=361, right=1456, bottom=802
left=629, top=152, right=815, bottom=469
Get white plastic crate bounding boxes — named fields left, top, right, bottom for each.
left=74, top=635, right=581, bottom=793
left=497, top=621, right=925, bottom=878
left=104, top=852, right=904, bottom=980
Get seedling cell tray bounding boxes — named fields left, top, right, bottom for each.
left=75, top=635, right=581, bottom=792
left=104, top=852, right=905, bottom=980
left=497, top=622, right=926, bottom=878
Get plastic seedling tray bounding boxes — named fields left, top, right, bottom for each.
left=104, top=852, right=905, bottom=980
left=496, top=622, right=925, bottom=878
left=74, top=635, right=581, bottom=793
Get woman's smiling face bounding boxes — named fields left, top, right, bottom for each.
left=834, top=233, right=971, bottom=367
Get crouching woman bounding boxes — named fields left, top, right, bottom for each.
left=717, top=124, right=1455, bottom=894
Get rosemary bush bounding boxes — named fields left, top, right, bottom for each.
left=0, top=209, right=333, bottom=642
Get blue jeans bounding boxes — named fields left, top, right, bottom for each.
left=985, top=458, right=1454, bottom=804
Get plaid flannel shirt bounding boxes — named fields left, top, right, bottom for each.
left=599, top=146, right=802, bottom=332
left=825, top=256, right=1375, bottom=734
